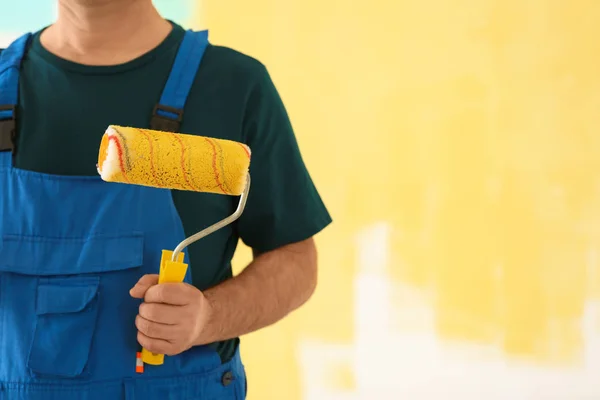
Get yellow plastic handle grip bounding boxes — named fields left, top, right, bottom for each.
left=141, top=250, right=187, bottom=366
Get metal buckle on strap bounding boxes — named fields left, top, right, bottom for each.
left=150, top=104, right=183, bottom=133
left=0, top=105, right=16, bottom=152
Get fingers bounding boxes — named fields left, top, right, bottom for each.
left=139, top=302, right=180, bottom=325
left=130, top=274, right=159, bottom=299
left=135, top=315, right=187, bottom=342
left=134, top=283, right=208, bottom=357
left=137, top=331, right=175, bottom=356
left=144, top=283, right=193, bottom=306
left=136, top=315, right=171, bottom=339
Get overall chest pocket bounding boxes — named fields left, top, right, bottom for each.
left=28, top=276, right=100, bottom=378
left=0, top=232, right=144, bottom=379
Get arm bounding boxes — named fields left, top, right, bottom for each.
left=131, top=61, right=331, bottom=356
left=196, top=237, right=318, bottom=345
left=130, top=238, right=318, bottom=353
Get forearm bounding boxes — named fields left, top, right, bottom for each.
left=194, top=238, right=318, bottom=345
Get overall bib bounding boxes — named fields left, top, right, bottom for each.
left=0, top=31, right=247, bottom=399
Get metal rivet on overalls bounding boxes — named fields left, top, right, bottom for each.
left=221, top=371, right=234, bottom=386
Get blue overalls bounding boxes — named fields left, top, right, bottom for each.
left=0, top=30, right=247, bottom=399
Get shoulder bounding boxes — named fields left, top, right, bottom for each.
left=199, top=44, right=272, bottom=93
left=191, top=43, right=283, bottom=127
left=203, top=44, right=266, bottom=74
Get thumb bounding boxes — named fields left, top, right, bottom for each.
left=130, top=274, right=159, bottom=299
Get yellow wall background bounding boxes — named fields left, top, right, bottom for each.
left=196, top=1, right=600, bottom=399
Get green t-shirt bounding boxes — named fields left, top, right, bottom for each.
left=6, top=23, right=332, bottom=363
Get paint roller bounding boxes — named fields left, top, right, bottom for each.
left=96, top=125, right=251, bottom=368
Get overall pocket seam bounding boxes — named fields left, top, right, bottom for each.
left=0, top=232, right=144, bottom=275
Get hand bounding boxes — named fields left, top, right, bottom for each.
left=129, top=274, right=212, bottom=356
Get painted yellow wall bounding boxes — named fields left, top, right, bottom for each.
left=196, top=1, right=600, bottom=398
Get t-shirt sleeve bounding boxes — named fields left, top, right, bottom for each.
left=237, top=64, right=332, bottom=253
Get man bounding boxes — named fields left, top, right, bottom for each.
left=0, top=0, right=331, bottom=399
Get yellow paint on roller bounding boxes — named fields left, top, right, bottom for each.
left=97, top=125, right=251, bottom=195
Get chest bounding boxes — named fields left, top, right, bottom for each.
left=14, top=62, right=245, bottom=177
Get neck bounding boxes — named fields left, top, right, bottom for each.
left=41, top=0, right=172, bottom=66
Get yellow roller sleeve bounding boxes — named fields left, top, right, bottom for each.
left=97, top=125, right=251, bottom=195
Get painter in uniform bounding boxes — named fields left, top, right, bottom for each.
left=0, top=3, right=331, bottom=399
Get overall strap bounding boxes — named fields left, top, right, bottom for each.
left=0, top=33, right=31, bottom=156
left=150, top=30, right=210, bottom=133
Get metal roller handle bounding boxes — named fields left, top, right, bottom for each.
left=171, top=175, right=251, bottom=262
